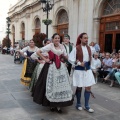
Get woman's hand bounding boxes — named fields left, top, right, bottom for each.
left=45, top=58, right=51, bottom=63
left=81, top=62, right=85, bottom=67
left=37, top=60, right=44, bottom=64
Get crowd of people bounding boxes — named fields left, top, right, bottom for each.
left=12, top=32, right=120, bottom=113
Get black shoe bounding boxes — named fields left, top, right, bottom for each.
left=101, top=79, right=104, bottom=83
left=50, top=107, right=55, bottom=112
left=56, top=107, right=62, bottom=113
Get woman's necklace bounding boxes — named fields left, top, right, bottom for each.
left=54, top=44, right=59, bottom=47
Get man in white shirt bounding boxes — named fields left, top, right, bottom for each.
left=91, top=52, right=101, bottom=83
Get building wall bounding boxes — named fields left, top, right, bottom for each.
left=8, top=0, right=104, bottom=45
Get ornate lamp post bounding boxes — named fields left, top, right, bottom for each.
left=6, top=17, right=11, bottom=52
left=40, top=0, right=54, bottom=37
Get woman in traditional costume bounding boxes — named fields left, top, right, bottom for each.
left=33, top=33, right=73, bottom=113
left=20, top=40, right=38, bottom=86
left=29, top=39, right=51, bottom=92
left=69, top=33, right=95, bottom=113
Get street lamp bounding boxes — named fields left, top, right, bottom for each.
left=40, top=0, right=54, bottom=37
left=6, top=17, right=11, bottom=53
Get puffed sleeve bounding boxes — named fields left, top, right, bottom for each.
left=20, top=46, right=29, bottom=53
left=35, top=46, right=39, bottom=52
left=68, top=48, right=77, bottom=65
left=40, top=43, right=51, bottom=53
left=31, top=52, right=39, bottom=60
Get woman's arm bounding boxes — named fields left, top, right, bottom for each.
left=36, top=50, right=50, bottom=63
left=20, top=46, right=28, bottom=58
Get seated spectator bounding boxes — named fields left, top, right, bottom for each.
left=111, top=53, right=118, bottom=63
left=98, top=52, right=113, bottom=82
left=105, top=52, right=120, bottom=86
left=99, top=52, right=105, bottom=61
left=111, top=49, right=116, bottom=56
left=91, top=52, right=101, bottom=83
left=115, top=71, right=120, bottom=85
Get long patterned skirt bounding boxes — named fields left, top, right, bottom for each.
left=33, top=63, right=73, bottom=107
left=20, top=58, right=37, bottom=86
left=29, top=63, right=44, bottom=92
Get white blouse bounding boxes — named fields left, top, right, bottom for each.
left=39, top=43, right=67, bottom=56
left=20, top=46, right=38, bottom=53
left=69, top=45, right=90, bottom=65
left=31, top=52, right=48, bottom=60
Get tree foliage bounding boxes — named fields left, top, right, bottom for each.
left=2, top=37, right=11, bottom=48
left=33, top=33, right=47, bottom=48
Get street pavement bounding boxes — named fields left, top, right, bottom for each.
left=0, top=54, right=120, bottom=120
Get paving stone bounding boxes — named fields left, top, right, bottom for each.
left=11, top=91, right=32, bottom=100
left=0, top=108, right=30, bottom=120
left=7, top=85, right=27, bottom=92
left=31, top=113, right=62, bottom=120
left=0, top=100, right=19, bottom=109
left=17, top=98, right=36, bottom=107
left=2, top=80, right=20, bottom=86
left=59, top=109, right=91, bottom=120
left=0, top=82, right=6, bottom=89
left=91, top=94, right=120, bottom=113
left=88, top=104, right=112, bottom=117
left=0, top=94, right=14, bottom=101
left=0, top=88, right=8, bottom=94
left=23, top=105, right=51, bottom=115
left=95, top=113, right=120, bottom=120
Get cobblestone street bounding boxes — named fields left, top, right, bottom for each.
left=0, top=54, right=120, bottom=120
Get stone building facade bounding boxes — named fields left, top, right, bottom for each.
left=8, top=0, right=120, bottom=52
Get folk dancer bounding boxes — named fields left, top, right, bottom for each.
left=33, top=33, right=73, bottom=113
left=20, top=40, right=38, bottom=86
left=69, top=33, right=96, bottom=113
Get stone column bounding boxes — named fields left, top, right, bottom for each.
left=93, top=17, right=100, bottom=43
left=78, top=0, right=94, bottom=43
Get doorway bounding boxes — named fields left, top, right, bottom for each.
left=115, top=34, right=120, bottom=52
left=104, top=34, right=113, bottom=53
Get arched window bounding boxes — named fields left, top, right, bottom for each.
left=21, top=22, right=25, bottom=40
left=12, top=25, right=15, bottom=33
left=12, top=25, right=15, bottom=45
left=35, top=18, right=40, bottom=28
left=58, top=10, right=69, bottom=24
left=34, top=18, right=40, bottom=34
left=103, top=0, right=120, bottom=16
left=21, top=22, right=25, bottom=31
left=57, top=9, right=69, bottom=42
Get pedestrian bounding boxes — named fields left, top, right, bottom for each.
left=94, top=42, right=100, bottom=53
left=69, top=33, right=95, bottom=113
left=33, top=33, right=73, bottom=113
left=63, top=34, right=73, bottom=75
left=20, top=40, right=38, bottom=86
left=89, top=42, right=96, bottom=55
